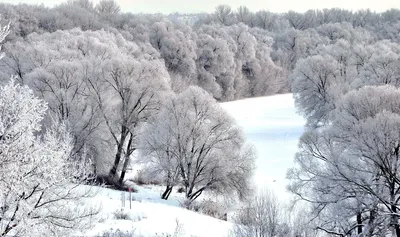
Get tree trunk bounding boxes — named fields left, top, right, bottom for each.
left=109, top=126, right=127, bottom=178
left=118, top=132, right=134, bottom=185
left=396, top=225, right=400, bottom=237
left=391, top=204, right=400, bottom=237
left=161, top=186, right=173, bottom=200
left=357, top=212, right=363, bottom=235
left=188, top=188, right=204, bottom=201
left=367, top=205, right=376, bottom=237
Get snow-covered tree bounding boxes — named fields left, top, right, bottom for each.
left=288, top=85, right=400, bottom=236
left=290, top=54, right=339, bottom=127
left=273, top=28, right=328, bottom=72
left=87, top=42, right=171, bottom=185
left=254, top=11, right=288, bottom=32
left=95, top=0, right=120, bottom=15
left=0, top=19, right=9, bottom=60
left=355, top=40, right=400, bottom=87
left=146, top=21, right=198, bottom=90
left=0, top=79, right=97, bottom=236
left=233, top=189, right=281, bottom=237
left=139, top=86, right=254, bottom=201
left=1, top=30, right=123, bottom=174
left=235, top=6, right=253, bottom=26
left=214, top=5, right=235, bottom=26
left=233, top=189, right=319, bottom=237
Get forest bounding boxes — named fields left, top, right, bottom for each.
left=1, top=0, right=400, bottom=236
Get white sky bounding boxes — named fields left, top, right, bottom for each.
left=1, top=0, right=400, bottom=14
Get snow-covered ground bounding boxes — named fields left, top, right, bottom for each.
left=221, top=94, right=305, bottom=200
left=83, top=186, right=233, bottom=237
left=84, top=94, right=305, bottom=237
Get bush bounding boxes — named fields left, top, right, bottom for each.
left=176, top=187, right=185, bottom=193
left=101, top=229, right=136, bottom=237
left=113, top=209, right=131, bottom=220
left=181, top=199, right=227, bottom=220
left=233, top=189, right=281, bottom=237
left=131, top=169, right=163, bottom=186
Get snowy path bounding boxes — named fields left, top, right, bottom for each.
left=221, top=94, right=306, bottom=200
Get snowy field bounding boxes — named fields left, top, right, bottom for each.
left=82, top=186, right=234, bottom=237
left=221, top=94, right=306, bottom=200
left=84, top=94, right=305, bottom=237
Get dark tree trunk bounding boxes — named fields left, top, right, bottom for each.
left=396, top=225, right=400, bottom=237
left=368, top=205, right=377, bottom=236
left=109, top=126, right=128, bottom=178
left=188, top=188, right=204, bottom=201
left=118, top=132, right=134, bottom=185
left=357, top=212, right=363, bottom=235
left=391, top=204, right=400, bottom=237
left=161, top=186, right=173, bottom=200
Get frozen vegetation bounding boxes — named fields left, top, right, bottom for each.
left=1, top=0, right=400, bottom=236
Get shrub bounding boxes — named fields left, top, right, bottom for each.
left=181, top=199, right=227, bottom=220
left=132, top=169, right=163, bottom=186
left=176, top=187, right=185, bottom=193
left=101, top=229, right=136, bottom=237
left=113, top=209, right=131, bottom=220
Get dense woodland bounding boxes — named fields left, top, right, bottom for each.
left=1, top=0, right=400, bottom=236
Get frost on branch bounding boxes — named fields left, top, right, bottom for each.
left=0, top=79, right=98, bottom=236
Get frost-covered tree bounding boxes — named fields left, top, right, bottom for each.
left=196, top=25, right=237, bottom=100
left=273, top=28, right=328, bottom=72
left=0, top=79, right=97, bottom=236
left=0, top=29, right=169, bottom=184
left=233, top=189, right=281, bottom=237
left=355, top=40, right=400, bottom=87
left=224, top=24, right=284, bottom=97
left=67, top=0, right=94, bottom=11
left=0, top=20, right=9, bottom=60
left=284, top=11, right=311, bottom=30
left=214, top=5, right=234, bottom=26
left=290, top=54, right=339, bottom=127
left=0, top=30, right=123, bottom=174
left=254, top=11, right=288, bottom=32
left=288, top=86, right=400, bottom=236
left=233, top=189, right=319, bottom=237
left=235, top=6, right=253, bottom=26
left=147, top=21, right=198, bottom=90
left=95, top=0, right=120, bottom=15
left=54, top=2, right=100, bottom=31
left=87, top=43, right=171, bottom=185
left=139, top=86, right=254, bottom=201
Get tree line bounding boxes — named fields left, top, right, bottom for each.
left=283, top=3, right=400, bottom=237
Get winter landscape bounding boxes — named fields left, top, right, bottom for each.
left=1, top=0, right=400, bottom=236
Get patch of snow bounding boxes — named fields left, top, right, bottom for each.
left=83, top=186, right=233, bottom=237
left=221, top=94, right=306, bottom=201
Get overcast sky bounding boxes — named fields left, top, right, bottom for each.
left=1, top=0, right=400, bottom=14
